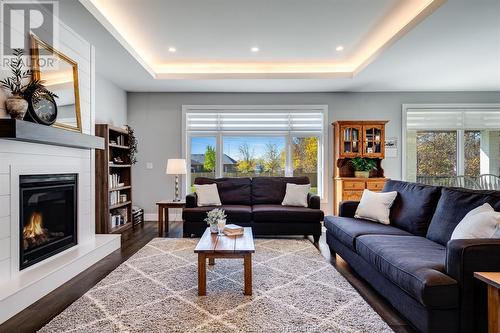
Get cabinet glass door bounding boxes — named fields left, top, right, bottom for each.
left=340, top=126, right=361, bottom=157
left=363, top=126, right=383, bottom=157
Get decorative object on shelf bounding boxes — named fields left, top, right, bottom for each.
left=349, top=157, right=377, bottom=178
left=126, top=125, right=138, bottom=164
left=0, top=48, right=58, bottom=120
left=166, top=158, right=187, bottom=202
left=30, top=34, right=81, bottom=132
left=204, top=208, right=226, bottom=234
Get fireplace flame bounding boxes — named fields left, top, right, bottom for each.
left=24, top=212, right=47, bottom=239
left=23, top=212, right=49, bottom=250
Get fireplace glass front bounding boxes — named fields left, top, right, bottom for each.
left=19, top=174, right=77, bottom=270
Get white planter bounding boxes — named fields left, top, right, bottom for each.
left=209, top=223, right=218, bottom=233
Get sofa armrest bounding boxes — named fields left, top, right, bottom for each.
left=307, top=193, right=321, bottom=209
left=338, top=201, right=359, bottom=218
left=445, top=238, right=500, bottom=332
left=186, top=193, right=198, bottom=208
left=446, top=238, right=500, bottom=282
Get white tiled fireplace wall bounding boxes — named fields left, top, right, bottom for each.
left=0, top=8, right=120, bottom=323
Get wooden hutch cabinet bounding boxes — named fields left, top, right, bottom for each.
left=333, top=120, right=389, bottom=214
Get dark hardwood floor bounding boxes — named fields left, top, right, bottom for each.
left=0, top=221, right=416, bottom=333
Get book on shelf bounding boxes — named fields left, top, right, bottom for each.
left=110, top=207, right=128, bottom=228
left=109, top=191, right=127, bottom=206
left=109, top=173, right=124, bottom=189
left=223, top=224, right=244, bottom=236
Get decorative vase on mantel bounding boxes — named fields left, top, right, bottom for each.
left=5, top=94, right=28, bottom=120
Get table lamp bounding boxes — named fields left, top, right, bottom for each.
left=166, top=159, right=187, bottom=202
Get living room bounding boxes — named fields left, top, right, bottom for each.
left=0, top=0, right=499, bottom=332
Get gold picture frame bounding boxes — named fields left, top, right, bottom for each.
left=30, top=34, right=82, bottom=132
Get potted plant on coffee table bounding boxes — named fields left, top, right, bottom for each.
left=350, top=157, right=377, bottom=178
left=204, top=208, right=227, bottom=234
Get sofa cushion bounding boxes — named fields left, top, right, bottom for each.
left=252, top=204, right=323, bottom=223
left=194, top=177, right=251, bottom=205
left=356, top=235, right=458, bottom=308
left=426, top=187, right=500, bottom=246
left=182, top=205, right=252, bottom=223
left=251, top=177, right=309, bottom=204
left=383, top=180, right=441, bottom=236
left=324, top=216, right=412, bottom=250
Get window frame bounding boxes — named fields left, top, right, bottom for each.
left=182, top=105, right=328, bottom=202
left=402, top=103, right=500, bottom=180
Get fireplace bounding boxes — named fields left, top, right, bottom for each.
left=19, top=174, right=78, bottom=270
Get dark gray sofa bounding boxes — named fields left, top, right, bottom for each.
left=325, top=180, right=500, bottom=333
left=183, top=176, right=324, bottom=241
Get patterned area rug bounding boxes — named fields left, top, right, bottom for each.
left=40, top=238, right=392, bottom=333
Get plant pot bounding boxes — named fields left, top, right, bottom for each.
left=354, top=171, right=370, bottom=178
left=209, top=223, right=218, bottom=233
left=5, top=96, right=28, bottom=120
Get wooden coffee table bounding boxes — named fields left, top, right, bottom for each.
left=194, top=227, right=255, bottom=296
left=474, top=272, right=500, bottom=333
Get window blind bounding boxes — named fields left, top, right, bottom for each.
left=406, top=108, right=500, bottom=130
left=186, top=111, right=324, bottom=132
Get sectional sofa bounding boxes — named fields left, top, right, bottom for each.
left=183, top=176, right=324, bottom=241
left=325, top=180, right=500, bottom=333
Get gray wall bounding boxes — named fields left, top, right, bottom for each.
left=95, top=74, right=127, bottom=126
left=127, top=92, right=500, bottom=216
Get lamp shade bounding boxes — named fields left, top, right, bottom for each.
left=166, top=159, right=187, bottom=175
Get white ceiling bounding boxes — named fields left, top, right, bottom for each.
left=58, top=0, right=500, bottom=92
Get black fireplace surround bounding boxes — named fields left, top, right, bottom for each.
left=19, top=174, right=78, bottom=270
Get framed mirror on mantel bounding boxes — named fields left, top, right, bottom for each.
left=30, top=34, right=82, bottom=132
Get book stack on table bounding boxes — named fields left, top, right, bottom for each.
left=223, top=224, right=244, bottom=236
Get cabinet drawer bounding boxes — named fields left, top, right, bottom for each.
left=367, top=181, right=385, bottom=191
left=343, top=181, right=365, bottom=190
left=343, top=190, right=363, bottom=201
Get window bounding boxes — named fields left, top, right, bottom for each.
left=292, top=136, right=319, bottom=194
left=183, top=105, right=327, bottom=198
left=403, top=105, right=500, bottom=186
left=189, top=137, right=216, bottom=189
left=464, top=131, right=481, bottom=176
left=223, top=136, right=286, bottom=177
left=416, top=131, right=457, bottom=177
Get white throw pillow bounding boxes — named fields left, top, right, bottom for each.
left=451, top=203, right=500, bottom=240
left=194, top=184, right=222, bottom=207
left=354, top=189, right=397, bottom=225
left=281, top=183, right=311, bottom=207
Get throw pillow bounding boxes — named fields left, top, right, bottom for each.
left=450, top=203, right=500, bottom=239
left=194, top=183, right=222, bottom=207
left=354, top=189, right=398, bottom=225
left=281, top=183, right=311, bottom=207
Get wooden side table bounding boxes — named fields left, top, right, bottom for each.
left=156, top=200, right=185, bottom=237
left=474, top=272, right=500, bottom=333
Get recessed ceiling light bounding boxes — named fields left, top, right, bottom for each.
left=251, top=47, right=259, bottom=53
left=336, top=45, right=344, bottom=52
left=168, top=47, right=176, bottom=53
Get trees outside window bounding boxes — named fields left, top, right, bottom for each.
left=292, top=136, right=319, bottom=193
left=416, top=131, right=457, bottom=176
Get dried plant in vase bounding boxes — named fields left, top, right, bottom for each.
left=0, top=48, right=57, bottom=120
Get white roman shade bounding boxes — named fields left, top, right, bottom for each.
left=406, top=108, right=500, bottom=130
left=186, top=110, right=324, bottom=133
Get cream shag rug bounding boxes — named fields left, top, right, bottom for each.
left=40, top=238, right=393, bottom=333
